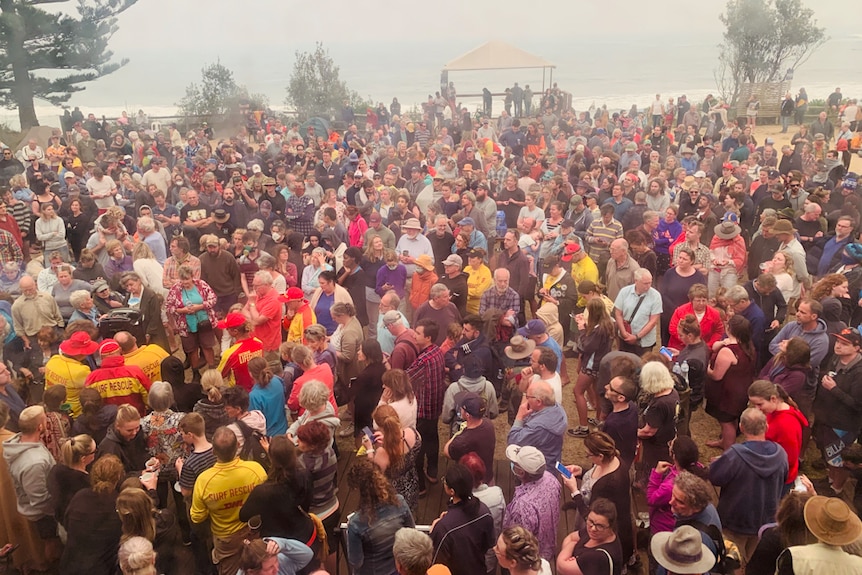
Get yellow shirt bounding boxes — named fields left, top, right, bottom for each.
left=44, top=355, right=91, bottom=417
left=191, top=458, right=267, bottom=538
left=123, top=345, right=169, bottom=384
left=465, top=264, right=492, bottom=315
left=571, top=255, right=599, bottom=307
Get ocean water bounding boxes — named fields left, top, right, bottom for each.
left=4, top=34, right=862, bottom=130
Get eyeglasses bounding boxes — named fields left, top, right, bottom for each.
left=587, top=518, right=610, bottom=531
left=524, top=394, right=538, bottom=401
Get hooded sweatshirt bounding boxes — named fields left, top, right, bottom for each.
left=97, top=425, right=149, bottom=474
left=441, top=375, right=499, bottom=425
left=767, top=407, right=808, bottom=483
left=708, top=440, right=788, bottom=534
left=2, top=435, right=55, bottom=519
left=768, top=318, right=830, bottom=392
left=507, top=403, right=568, bottom=471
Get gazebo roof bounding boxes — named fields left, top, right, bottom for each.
left=442, top=40, right=555, bottom=72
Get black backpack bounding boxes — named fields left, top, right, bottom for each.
left=235, top=419, right=271, bottom=472
left=686, top=520, right=741, bottom=575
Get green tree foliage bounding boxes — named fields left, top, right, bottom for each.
left=715, top=0, right=826, bottom=105
left=0, top=0, right=136, bottom=130
left=286, top=42, right=364, bottom=121
left=177, top=61, right=268, bottom=121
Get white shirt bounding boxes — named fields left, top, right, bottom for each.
left=532, top=372, right=562, bottom=405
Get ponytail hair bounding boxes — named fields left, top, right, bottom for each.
left=247, top=356, right=274, bottom=388
left=444, top=463, right=480, bottom=517
left=60, top=434, right=95, bottom=467
left=372, top=404, right=405, bottom=471
left=748, top=379, right=798, bottom=410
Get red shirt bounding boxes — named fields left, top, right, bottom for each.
left=251, top=289, right=283, bottom=351
left=288, top=364, right=336, bottom=415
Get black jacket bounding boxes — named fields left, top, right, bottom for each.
left=97, top=426, right=148, bottom=474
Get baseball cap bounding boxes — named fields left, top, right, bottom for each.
left=455, top=391, right=484, bottom=418
left=722, top=162, right=733, bottom=170
left=834, top=327, right=862, bottom=347
left=460, top=217, right=475, bottom=227
left=278, top=286, right=306, bottom=303
left=505, top=444, right=546, bottom=474
left=560, top=242, right=582, bottom=262
left=217, top=312, right=247, bottom=330
left=443, top=254, right=463, bottom=267
left=768, top=169, right=781, bottom=179
left=382, top=310, right=402, bottom=326
left=252, top=164, right=262, bottom=174
left=369, top=212, right=382, bottom=223
left=518, top=319, right=547, bottom=337
left=693, top=170, right=706, bottom=178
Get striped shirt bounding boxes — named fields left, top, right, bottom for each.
left=179, top=447, right=217, bottom=491
left=7, top=200, right=30, bottom=240
left=586, top=217, right=623, bottom=261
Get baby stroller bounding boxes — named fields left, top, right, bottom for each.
left=98, top=308, right=146, bottom=345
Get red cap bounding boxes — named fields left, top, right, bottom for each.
left=279, top=286, right=306, bottom=303
left=217, top=312, right=247, bottom=330
left=722, top=162, right=734, bottom=170
left=560, top=242, right=582, bottom=262
left=98, top=338, right=121, bottom=355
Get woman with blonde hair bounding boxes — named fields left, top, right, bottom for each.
left=193, top=370, right=229, bottom=441
left=637, top=361, right=680, bottom=481
left=765, top=250, right=797, bottom=303
left=118, top=536, right=157, bottom=575
left=47, top=434, right=96, bottom=528
left=116, top=486, right=182, bottom=575
left=378, top=369, right=417, bottom=429
left=131, top=242, right=167, bottom=297
left=60, top=454, right=125, bottom=575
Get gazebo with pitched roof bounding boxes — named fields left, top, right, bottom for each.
left=442, top=40, right=556, bottom=91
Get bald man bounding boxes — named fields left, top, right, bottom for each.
left=507, top=379, right=568, bottom=471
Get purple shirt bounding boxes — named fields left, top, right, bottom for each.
left=375, top=263, right=407, bottom=298
left=503, top=470, right=561, bottom=561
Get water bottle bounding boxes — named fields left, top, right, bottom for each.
left=680, top=360, right=690, bottom=385
left=672, top=363, right=682, bottom=377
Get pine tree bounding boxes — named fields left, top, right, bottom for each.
left=0, top=0, right=137, bottom=130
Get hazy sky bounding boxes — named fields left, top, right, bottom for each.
left=9, top=0, right=859, bottom=126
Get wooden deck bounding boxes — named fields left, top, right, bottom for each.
left=328, top=443, right=590, bottom=575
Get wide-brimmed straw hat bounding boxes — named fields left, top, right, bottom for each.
left=804, top=496, right=862, bottom=546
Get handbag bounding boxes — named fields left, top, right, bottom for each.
left=618, top=293, right=646, bottom=339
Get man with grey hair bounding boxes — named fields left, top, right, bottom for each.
left=243, top=270, right=281, bottom=352
left=605, top=238, right=640, bottom=301
left=507, top=379, right=567, bottom=471
left=479, top=267, right=520, bottom=326
left=383, top=309, right=418, bottom=370
left=376, top=291, right=409, bottom=354
left=136, top=215, right=167, bottom=264
left=709, top=407, right=788, bottom=566
left=413, top=283, right=461, bottom=347
left=393, top=527, right=435, bottom=575
left=613, top=268, right=661, bottom=355
left=725, top=284, right=765, bottom=361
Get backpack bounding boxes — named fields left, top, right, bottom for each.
left=686, top=520, right=741, bottom=575
left=449, top=380, right=490, bottom=436
left=235, top=419, right=271, bottom=472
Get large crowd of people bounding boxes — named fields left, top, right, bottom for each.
left=1, top=86, right=862, bottom=575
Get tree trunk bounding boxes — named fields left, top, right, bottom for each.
left=0, top=0, right=39, bottom=129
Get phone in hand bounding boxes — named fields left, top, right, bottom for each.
left=555, top=461, right=573, bottom=479
left=362, top=426, right=375, bottom=444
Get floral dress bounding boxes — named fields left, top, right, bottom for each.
left=386, top=429, right=422, bottom=512
left=141, top=409, right=186, bottom=481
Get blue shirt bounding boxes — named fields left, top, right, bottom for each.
left=249, top=376, right=288, bottom=436
left=315, top=292, right=337, bottom=335
left=538, top=336, right=563, bottom=373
